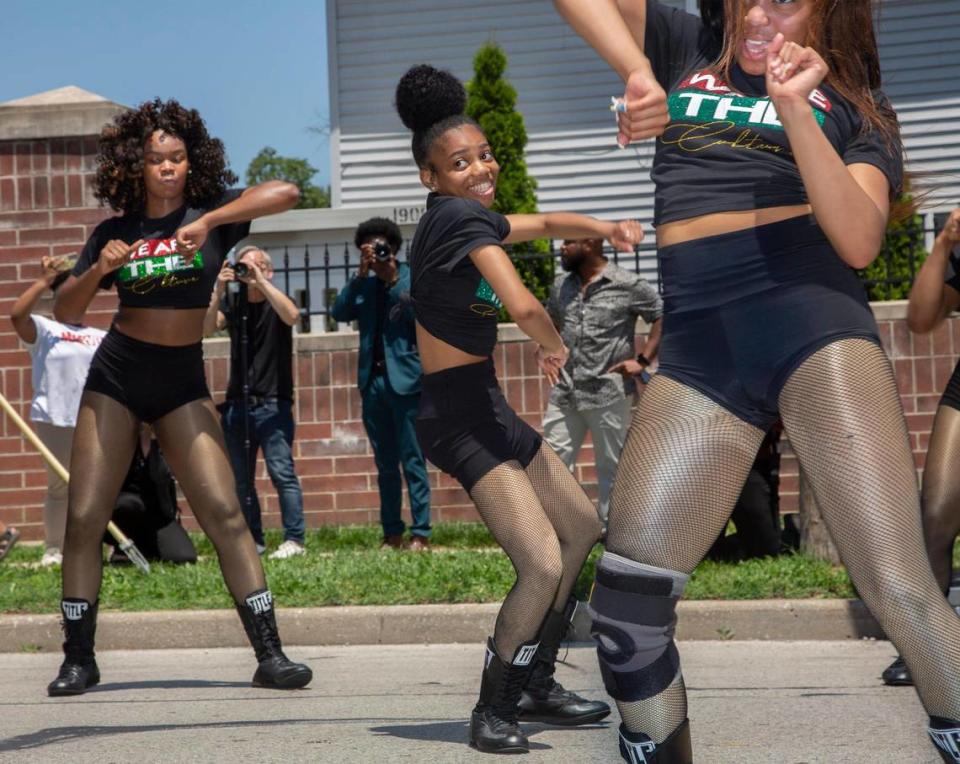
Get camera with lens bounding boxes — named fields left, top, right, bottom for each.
left=233, top=262, right=250, bottom=278
left=373, top=242, right=393, bottom=262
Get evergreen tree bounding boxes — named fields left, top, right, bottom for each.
left=466, top=43, right=553, bottom=314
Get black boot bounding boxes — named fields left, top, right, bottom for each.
left=930, top=717, right=960, bottom=762
left=47, top=599, right=101, bottom=697
left=619, top=719, right=693, bottom=763
left=881, top=655, right=912, bottom=686
left=518, top=605, right=611, bottom=726
left=236, top=589, right=312, bottom=689
left=470, top=637, right=539, bottom=754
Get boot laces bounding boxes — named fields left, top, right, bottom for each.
left=254, top=612, right=284, bottom=657
left=491, top=665, right=528, bottom=722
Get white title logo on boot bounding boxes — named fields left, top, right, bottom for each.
left=513, top=643, right=539, bottom=667
left=245, top=590, right=273, bottom=615
left=930, top=726, right=960, bottom=760
left=622, top=738, right=657, bottom=764
left=62, top=601, right=88, bottom=621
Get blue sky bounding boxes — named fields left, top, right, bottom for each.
left=0, top=0, right=331, bottom=187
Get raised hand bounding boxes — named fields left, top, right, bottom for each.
left=765, top=33, right=828, bottom=105
left=175, top=218, right=210, bottom=263
left=940, top=209, right=960, bottom=246
left=97, top=239, right=144, bottom=275
left=608, top=220, right=644, bottom=252
left=614, top=68, right=669, bottom=147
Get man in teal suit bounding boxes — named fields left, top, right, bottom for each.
left=332, top=218, right=431, bottom=550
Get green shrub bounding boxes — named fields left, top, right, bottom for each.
left=466, top=43, right=553, bottom=315
left=858, top=197, right=927, bottom=301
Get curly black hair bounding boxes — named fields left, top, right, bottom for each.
left=354, top=217, right=403, bottom=253
left=93, top=98, right=237, bottom=213
left=395, top=64, right=480, bottom=168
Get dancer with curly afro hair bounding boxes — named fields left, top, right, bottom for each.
left=396, top=63, right=647, bottom=753
left=47, top=98, right=313, bottom=696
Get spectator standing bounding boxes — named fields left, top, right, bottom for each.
left=331, top=218, right=431, bottom=550
left=544, top=238, right=662, bottom=527
left=205, top=246, right=306, bottom=560
left=9, top=255, right=105, bottom=566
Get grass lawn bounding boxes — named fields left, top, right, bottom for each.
left=0, top=522, right=868, bottom=614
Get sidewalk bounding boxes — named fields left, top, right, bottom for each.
left=1, top=641, right=938, bottom=763
left=0, top=599, right=885, bottom=653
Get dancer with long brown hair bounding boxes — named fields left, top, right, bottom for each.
left=554, top=0, right=960, bottom=760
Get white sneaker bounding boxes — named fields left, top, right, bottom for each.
left=269, top=540, right=305, bottom=560
left=40, top=548, right=62, bottom=567
left=255, top=543, right=267, bottom=556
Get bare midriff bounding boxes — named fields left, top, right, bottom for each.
left=656, top=204, right=813, bottom=247
left=113, top=306, right=209, bottom=346
left=416, top=322, right=488, bottom=375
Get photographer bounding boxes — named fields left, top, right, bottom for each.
left=205, top=246, right=306, bottom=559
left=331, top=218, right=431, bottom=550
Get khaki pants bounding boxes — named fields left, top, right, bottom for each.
left=33, top=421, right=74, bottom=551
left=542, top=397, right=632, bottom=526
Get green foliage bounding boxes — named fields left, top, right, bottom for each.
left=858, top=197, right=928, bottom=301
left=245, top=147, right=330, bottom=209
left=466, top=43, right=553, bottom=315
left=11, top=522, right=945, bottom=613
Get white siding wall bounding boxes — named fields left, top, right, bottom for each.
left=330, top=0, right=960, bottom=230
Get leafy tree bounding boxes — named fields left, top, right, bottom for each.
left=246, top=147, right=330, bottom=209
left=858, top=196, right=928, bottom=301
left=466, top=43, right=553, bottom=317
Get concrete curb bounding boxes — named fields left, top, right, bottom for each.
left=0, top=599, right=883, bottom=653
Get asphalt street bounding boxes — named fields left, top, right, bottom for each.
left=0, top=641, right=941, bottom=763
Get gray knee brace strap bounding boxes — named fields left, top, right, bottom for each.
left=589, top=552, right=688, bottom=703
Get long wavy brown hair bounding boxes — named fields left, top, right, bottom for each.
left=94, top=98, right=237, bottom=214
left=715, top=0, right=899, bottom=148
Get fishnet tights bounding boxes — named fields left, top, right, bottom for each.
left=606, top=375, right=763, bottom=741
left=470, top=443, right=601, bottom=659
left=920, top=404, right=960, bottom=594
left=62, top=393, right=265, bottom=604
left=606, top=339, right=960, bottom=743
left=780, top=339, right=960, bottom=718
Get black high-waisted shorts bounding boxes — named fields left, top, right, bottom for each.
left=415, top=359, right=542, bottom=492
left=84, top=327, right=210, bottom=422
left=655, top=215, right=880, bottom=429
left=940, top=362, right=960, bottom=413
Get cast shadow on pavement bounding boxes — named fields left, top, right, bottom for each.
left=0, top=718, right=320, bottom=753
left=369, top=720, right=610, bottom=750
left=90, top=679, right=252, bottom=691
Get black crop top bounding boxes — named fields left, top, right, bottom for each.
left=72, top=189, right=251, bottom=309
left=409, top=193, right=511, bottom=357
left=645, top=0, right=903, bottom=226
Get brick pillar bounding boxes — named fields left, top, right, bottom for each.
left=0, top=88, right=125, bottom=540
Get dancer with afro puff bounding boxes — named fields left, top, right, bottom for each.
left=395, top=64, right=642, bottom=753
left=47, top=98, right=312, bottom=696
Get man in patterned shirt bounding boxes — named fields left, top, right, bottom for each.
left=544, top=238, right=662, bottom=528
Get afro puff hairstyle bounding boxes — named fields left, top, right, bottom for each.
left=395, top=64, right=481, bottom=168
left=93, top=98, right=238, bottom=214
left=354, top=217, right=403, bottom=253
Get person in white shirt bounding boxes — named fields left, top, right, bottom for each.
left=9, top=255, right=105, bottom=566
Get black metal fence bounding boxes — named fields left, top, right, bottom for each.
left=262, top=214, right=948, bottom=333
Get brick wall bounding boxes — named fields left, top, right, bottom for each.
left=0, top=136, right=117, bottom=536
left=0, top=139, right=949, bottom=535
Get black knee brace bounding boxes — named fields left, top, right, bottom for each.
left=589, top=552, right=688, bottom=702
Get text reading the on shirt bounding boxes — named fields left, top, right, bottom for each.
left=117, top=237, right=203, bottom=295
left=665, top=69, right=830, bottom=155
